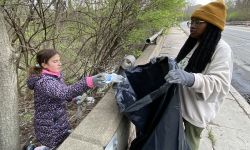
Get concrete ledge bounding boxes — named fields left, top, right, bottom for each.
left=58, top=89, right=129, bottom=150
left=230, top=86, right=250, bottom=118
left=70, top=90, right=122, bottom=146
left=58, top=37, right=163, bottom=150
left=58, top=137, right=102, bottom=150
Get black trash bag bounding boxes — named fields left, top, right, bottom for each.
left=115, top=57, right=169, bottom=134
left=115, top=57, right=190, bottom=150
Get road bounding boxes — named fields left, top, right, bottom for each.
left=180, top=22, right=250, bottom=103
left=223, top=26, right=250, bottom=103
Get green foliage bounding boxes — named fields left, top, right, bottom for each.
left=227, top=10, right=250, bottom=21
left=132, top=49, right=143, bottom=58
left=126, top=0, right=185, bottom=48
left=127, top=28, right=147, bottom=45
left=3, top=0, right=186, bottom=95
left=227, top=11, right=239, bottom=21
left=226, top=0, right=250, bottom=21
left=0, top=0, right=5, bottom=5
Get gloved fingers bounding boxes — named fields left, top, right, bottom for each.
left=72, top=96, right=81, bottom=101
left=95, top=73, right=106, bottom=80
left=95, top=82, right=106, bottom=88
left=168, top=78, right=182, bottom=84
left=168, top=58, right=178, bottom=70
left=167, top=70, right=179, bottom=78
left=95, top=78, right=106, bottom=84
left=165, top=74, right=173, bottom=82
left=97, top=80, right=106, bottom=84
left=92, top=73, right=107, bottom=88
left=165, top=70, right=181, bottom=83
left=165, top=74, right=180, bottom=82
left=165, top=74, right=176, bottom=81
left=96, top=77, right=106, bottom=83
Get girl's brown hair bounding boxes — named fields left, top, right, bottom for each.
left=29, top=49, right=59, bottom=75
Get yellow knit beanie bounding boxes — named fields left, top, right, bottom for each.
left=191, top=0, right=227, bottom=30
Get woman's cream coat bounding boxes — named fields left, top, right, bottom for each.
left=179, top=39, right=233, bottom=128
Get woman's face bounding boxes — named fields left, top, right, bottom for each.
left=189, top=17, right=207, bottom=39
left=42, top=54, right=62, bottom=73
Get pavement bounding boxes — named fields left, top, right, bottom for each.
left=158, top=27, right=250, bottom=150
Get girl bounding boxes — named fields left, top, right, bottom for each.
left=27, top=49, right=105, bottom=148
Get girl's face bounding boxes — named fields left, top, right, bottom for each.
left=189, top=17, right=207, bottom=39
left=42, top=54, right=62, bottom=73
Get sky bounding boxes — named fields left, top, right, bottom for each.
left=190, top=0, right=213, bottom=5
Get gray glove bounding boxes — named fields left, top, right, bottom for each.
left=92, top=73, right=106, bottom=88
left=168, top=57, right=178, bottom=70
left=72, top=96, right=84, bottom=104
left=165, top=58, right=195, bottom=87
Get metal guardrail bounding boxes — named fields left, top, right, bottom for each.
left=226, top=21, right=250, bottom=26
left=145, top=29, right=164, bottom=44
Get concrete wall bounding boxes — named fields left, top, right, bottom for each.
left=58, top=37, right=164, bottom=150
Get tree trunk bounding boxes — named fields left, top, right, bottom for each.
left=0, top=9, right=20, bottom=150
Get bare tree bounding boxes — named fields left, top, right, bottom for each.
left=0, top=8, right=19, bottom=150
left=0, top=0, right=184, bottom=145
left=228, top=0, right=250, bottom=20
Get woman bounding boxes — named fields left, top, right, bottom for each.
left=165, top=1, right=233, bottom=149
left=27, top=49, right=106, bottom=148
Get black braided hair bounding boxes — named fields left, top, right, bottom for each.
left=176, top=23, right=222, bottom=73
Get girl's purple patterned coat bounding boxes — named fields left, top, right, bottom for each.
left=27, top=73, right=89, bottom=148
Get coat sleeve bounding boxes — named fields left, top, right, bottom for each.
left=191, top=42, right=233, bottom=102
left=39, top=77, right=89, bottom=101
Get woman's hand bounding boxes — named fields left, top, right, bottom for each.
left=165, top=58, right=195, bottom=87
